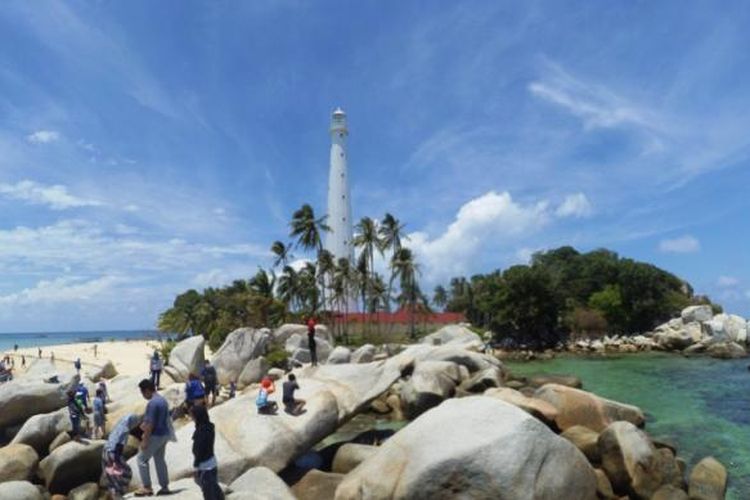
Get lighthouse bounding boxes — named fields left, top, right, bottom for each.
left=325, top=108, right=354, bottom=267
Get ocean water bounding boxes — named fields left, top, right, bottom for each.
left=507, top=354, right=750, bottom=499
left=0, top=330, right=159, bottom=353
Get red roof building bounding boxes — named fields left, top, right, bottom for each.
left=334, top=309, right=465, bottom=325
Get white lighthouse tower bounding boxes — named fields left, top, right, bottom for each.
left=325, top=107, right=355, bottom=268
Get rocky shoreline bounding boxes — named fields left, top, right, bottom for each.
left=0, top=322, right=731, bottom=499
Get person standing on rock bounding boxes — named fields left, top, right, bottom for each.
left=190, top=405, right=224, bottom=500
left=307, top=317, right=318, bottom=366
left=150, top=352, right=163, bottom=389
left=93, top=388, right=107, bottom=439
left=67, top=389, right=85, bottom=441
left=185, top=373, right=207, bottom=410
left=103, top=413, right=140, bottom=499
left=201, top=360, right=219, bottom=407
left=135, top=378, right=172, bottom=497
left=75, top=357, right=82, bottom=375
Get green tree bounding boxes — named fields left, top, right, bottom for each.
left=391, top=247, right=420, bottom=339
left=432, top=285, right=448, bottom=311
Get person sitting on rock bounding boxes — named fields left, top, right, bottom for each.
left=102, top=413, right=140, bottom=499
left=185, top=373, right=206, bottom=410
left=256, top=376, right=278, bottom=414
left=282, top=373, right=306, bottom=415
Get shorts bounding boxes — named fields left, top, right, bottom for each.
left=94, top=414, right=105, bottom=427
left=205, top=383, right=218, bottom=395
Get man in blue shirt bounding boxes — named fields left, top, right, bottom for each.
left=134, top=378, right=171, bottom=497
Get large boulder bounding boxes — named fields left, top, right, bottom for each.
left=0, top=443, right=39, bottom=482
left=335, top=397, right=597, bottom=499
left=400, top=361, right=461, bottom=419
left=420, top=324, right=482, bottom=349
left=67, top=482, right=100, bottom=500
left=285, top=334, right=333, bottom=363
left=723, top=314, right=748, bottom=344
left=688, top=456, right=727, bottom=500
left=681, top=305, right=713, bottom=324
left=129, top=357, right=409, bottom=486
left=534, top=384, right=645, bottom=432
left=598, top=421, right=683, bottom=498
left=327, top=346, right=352, bottom=364
left=332, top=443, right=378, bottom=474
left=460, top=366, right=504, bottom=393
left=401, top=344, right=503, bottom=374
left=528, top=374, right=583, bottom=389
left=654, top=329, right=696, bottom=351
left=84, top=360, right=118, bottom=382
left=212, top=328, right=271, bottom=385
left=272, top=323, right=334, bottom=347
left=652, top=485, right=689, bottom=500
left=293, top=470, right=345, bottom=500
left=0, top=380, right=72, bottom=429
left=237, top=357, right=269, bottom=389
left=227, top=466, right=295, bottom=500
left=350, top=344, right=376, bottom=364
left=707, top=341, right=747, bottom=359
left=0, top=481, right=44, bottom=500
left=561, top=425, right=601, bottom=464
left=11, top=408, right=69, bottom=455
left=483, top=387, right=559, bottom=426
left=38, top=440, right=104, bottom=494
left=168, top=335, right=205, bottom=381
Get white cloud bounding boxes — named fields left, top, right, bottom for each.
left=409, top=191, right=550, bottom=279
left=717, top=275, right=739, bottom=288
left=658, top=235, right=701, bottom=254
left=0, top=276, right=122, bottom=306
left=556, top=193, right=593, bottom=218
left=0, top=180, right=101, bottom=210
left=26, top=130, right=60, bottom=144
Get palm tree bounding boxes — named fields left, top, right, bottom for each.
left=289, top=204, right=330, bottom=313
left=433, top=285, right=448, bottom=311
left=277, top=265, right=301, bottom=312
left=354, top=217, right=383, bottom=333
left=333, top=257, right=354, bottom=342
left=379, top=213, right=407, bottom=314
left=318, top=249, right=335, bottom=315
left=271, top=241, right=293, bottom=270
left=249, top=268, right=275, bottom=299
left=391, top=247, right=420, bottom=339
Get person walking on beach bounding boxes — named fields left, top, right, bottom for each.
left=94, top=344, right=98, bottom=358
left=282, top=373, right=306, bottom=415
left=191, top=405, right=224, bottom=500
left=135, top=378, right=171, bottom=497
left=21, top=355, right=25, bottom=368
left=150, top=352, right=163, bottom=389
left=307, top=317, right=318, bottom=366
left=38, top=347, right=42, bottom=358
left=93, top=388, right=107, bottom=439
left=75, top=357, right=82, bottom=375
left=201, top=360, right=219, bottom=407
left=102, top=413, right=140, bottom=499
left=67, top=389, right=85, bottom=441
left=50, top=351, right=55, bottom=362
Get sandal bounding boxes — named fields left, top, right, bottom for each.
left=134, top=489, right=154, bottom=497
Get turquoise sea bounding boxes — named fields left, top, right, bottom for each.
left=0, top=330, right=159, bottom=353
left=507, top=354, right=750, bottom=499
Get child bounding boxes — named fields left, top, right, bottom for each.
left=67, top=389, right=84, bottom=441
left=256, top=377, right=277, bottom=414
left=93, top=388, right=107, bottom=438
left=191, top=405, right=224, bottom=500
left=282, top=373, right=306, bottom=415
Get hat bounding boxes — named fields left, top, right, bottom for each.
left=261, top=377, right=273, bottom=389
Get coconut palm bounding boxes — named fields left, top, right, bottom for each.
left=433, top=285, right=448, bottom=311
left=249, top=268, right=276, bottom=299
left=332, top=257, right=355, bottom=342
left=354, top=217, right=383, bottom=332
left=391, top=247, right=420, bottom=339
left=271, top=241, right=293, bottom=270
left=289, top=204, right=330, bottom=313
left=277, top=265, right=301, bottom=312
left=379, top=213, right=407, bottom=313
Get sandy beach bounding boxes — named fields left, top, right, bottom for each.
left=6, top=339, right=167, bottom=378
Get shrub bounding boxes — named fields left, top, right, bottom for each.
left=266, top=348, right=288, bottom=369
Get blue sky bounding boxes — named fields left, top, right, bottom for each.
left=0, top=1, right=748, bottom=332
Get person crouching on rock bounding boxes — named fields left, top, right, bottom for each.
left=67, top=389, right=85, bottom=441
left=185, top=373, right=207, bottom=411
left=256, top=376, right=278, bottom=414
left=283, top=373, right=306, bottom=415
left=102, top=413, right=140, bottom=499
left=191, top=405, right=224, bottom=500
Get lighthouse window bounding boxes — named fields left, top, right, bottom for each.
left=339, top=133, right=343, bottom=138
left=340, top=153, right=344, bottom=158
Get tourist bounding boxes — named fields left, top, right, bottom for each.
left=94, top=344, right=98, bottom=358
left=38, top=347, right=42, bottom=358
left=201, top=360, right=219, bottom=407
left=77, top=381, right=91, bottom=411
left=67, top=389, right=84, bottom=441
left=228, top=380, right=236, bottom=399
left=99, top=379, right=111, bottom=402
left=75, top=357, right=82, bottom=375
left=256, top=376, right=277, bottom=414
left=50, top=351, right=55, bottom=362
left=13, top=343, right=18, bottom=352
left=190, top=405, right=224, bottom=500
left=185, top=373, right=206, bottom=410
left=307, top=316, right=318, bottom=366
left=135, top=378, right=171, bottom=497
left=150, top=352, right=163, bottom=389
left=282, top=373, right=306, bottom=415
left=21, top=355, right=25, bottom=367
left=102, top=413, right=140, bottom=499
left=93, top=388, right=107, bottom=439
left=483, top=331, right=493, bottom=355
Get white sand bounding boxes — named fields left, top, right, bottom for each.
left=8, top=339, right=166, bottom=378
